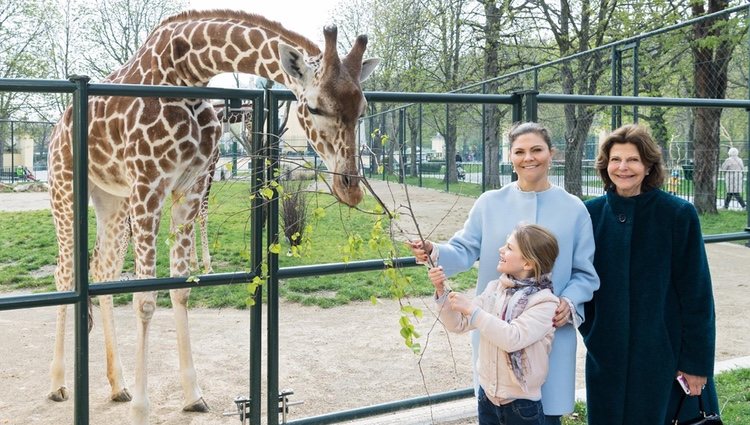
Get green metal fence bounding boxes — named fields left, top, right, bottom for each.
left=1, top=77, right=749, bottom=425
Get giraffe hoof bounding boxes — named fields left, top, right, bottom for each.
left=183, top=397, right=209, bottom=412
left=48, top=386, right=70, bottom=402
left=111, top=388, right=132, bottom=402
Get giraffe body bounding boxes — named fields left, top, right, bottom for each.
left=47, top=10, right=377, bottom=424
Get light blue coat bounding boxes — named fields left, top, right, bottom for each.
left=434, top=183, right=599, bottom=415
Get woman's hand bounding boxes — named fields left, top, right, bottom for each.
left=678, top=371, right=707, bottom=396
left=407, top=240, right=433, bottom=264
left=552, top=299, right=571, bottom=328
left=427, top=266, right=447, bottom=297
left=448, top=292, right=473, bottom=316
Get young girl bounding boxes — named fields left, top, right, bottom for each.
left=429, top=223, right=560, bottom=425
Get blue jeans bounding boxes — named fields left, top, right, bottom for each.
left=544, top=415, right=561, bottom=425
left=477, top=387, right=544, bottom=425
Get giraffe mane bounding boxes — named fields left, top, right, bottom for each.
left=155, top=9, right=322, bottom=56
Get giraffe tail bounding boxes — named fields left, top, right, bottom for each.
left=88, top=297, right=94, bottom=333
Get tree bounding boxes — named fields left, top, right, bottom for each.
left=690, top=0, right=744, bottom=214
left=78, top=0, right=186, bottom=79
left=528, top=0, right=618, bottom=197
left=0, top=0, right=51, bottom=120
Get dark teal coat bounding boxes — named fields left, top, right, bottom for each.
left=582, top=189, right=719, bottom=425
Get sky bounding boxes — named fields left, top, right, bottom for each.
left=188, top=0, right=342, bottom=45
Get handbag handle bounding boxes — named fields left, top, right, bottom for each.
left=671, top=392, right=707, bottom=424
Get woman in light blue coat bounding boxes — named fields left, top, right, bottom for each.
left=410, top=122, right=599, bottom=425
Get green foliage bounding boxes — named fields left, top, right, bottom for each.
left=714, top=368, right=750, bottom=422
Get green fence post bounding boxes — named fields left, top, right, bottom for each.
left=70, top=74, right=91, bottom=425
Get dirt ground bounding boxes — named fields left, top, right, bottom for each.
left=0, top=180, right=748, bottom=425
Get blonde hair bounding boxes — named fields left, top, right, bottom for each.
left=512, top=224, right=559, bottom=281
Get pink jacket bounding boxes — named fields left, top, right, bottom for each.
left=437, top=277, right=559, bottom=403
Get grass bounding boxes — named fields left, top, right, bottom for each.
left=561, top=368, right=750, bottom=424
left=0, top=179, right=477, bottom=309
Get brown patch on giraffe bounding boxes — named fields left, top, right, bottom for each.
left=146, top=121, right=169, bottom=143
left=237, top=52, right=259, bottom=71
left=230, top=26, right=250, bottom=51
left=166, top=148, right=178, bottom=162
left=145, top=192, right=161, bottom=213
left=173, top=123, right=190, bottom=141
left=224, top=43, right=240, bottom=59
left=142, top=159, right=160, bottom=181
left=265, top=60, right=280, bottom=75
left=90, top=146, right=110, bottom=165
left=153, top=141, right=171, bottom=158
left=248, top=29, right=265, bottom=50
left=178, top=142, right=197, bottom=161
left=196, top=106, right=214, bottom=124
left=158, top=157, right=175, bottom=173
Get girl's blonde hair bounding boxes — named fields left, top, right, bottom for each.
left=512, top=224, right=559, bottom=281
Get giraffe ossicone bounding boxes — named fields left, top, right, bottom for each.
left=46, top=10, right=378, bottom=425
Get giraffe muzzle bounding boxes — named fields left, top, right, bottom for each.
left=333, top=172, right=363, bottom=207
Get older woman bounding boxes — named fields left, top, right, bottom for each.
left=720, top=147, right=746, bottom=209
left=410, top=122, right=599, bottom=425
left=581, top=124, right=719, bottom=424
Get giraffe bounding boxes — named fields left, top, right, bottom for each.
left=47, top=9, right=378, bottom=424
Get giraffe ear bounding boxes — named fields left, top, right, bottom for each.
left=278, top=43, right=311, bottom=82
left=360, top=58, right=380, bottom=83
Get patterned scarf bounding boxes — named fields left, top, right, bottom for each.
left=501, top=273, right=554, bottom=391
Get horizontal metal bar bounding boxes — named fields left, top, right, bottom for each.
left=703, top=231, right=750, bottom=243
left=0, top=291, right=80, bottom=311
left=88, top=83, right=264, bottom=100
left=277, top=257, right=419, bottom=279
left=88, top=271, right=259, bottom=296
left=0, top=78, right=76, bottom=93
left=286, top=388, right=474, bottom=425
left=364, top=91, right=514, bottom=104
left=271, top=89, right=515, bottom=105
left=537, top=93, right=750, bottom=109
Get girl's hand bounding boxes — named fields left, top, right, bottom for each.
left=427, top=266, right=446, bottom=297
left=552, top=299, right=571, bottom=328
left=678, top=371, right=707, bottom=396
left=448, top=292, right=473, bottom=316
left=407, top=240, right=433, bottom=264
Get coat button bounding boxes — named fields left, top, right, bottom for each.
left=618, top=214, right=627, bottom=223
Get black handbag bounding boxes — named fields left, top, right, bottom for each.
left=671, top=392, right=723, bottom=425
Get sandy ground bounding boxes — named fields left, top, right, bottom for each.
left=0, top=180, right=748, bottom=425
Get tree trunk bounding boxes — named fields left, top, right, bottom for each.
left=692, top=107, right=720, bottom=213
left=445, top=105, right=459, bottom=183
left=481, top=0, right=502, bottom=189
left=691, top=0, right=735, bottom=214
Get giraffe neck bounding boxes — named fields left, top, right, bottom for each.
left=106, top=10, right=320, bottom=91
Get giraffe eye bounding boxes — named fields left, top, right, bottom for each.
left=308, top=105, right=322, bottom=115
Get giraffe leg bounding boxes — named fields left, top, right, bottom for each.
left=127, top=187, right=165, bottom=425
left=48, top=169, right=73, bottom=402
left=170, top=192, right=208, bottom=412
left=131, top=290, right=157, bottom=425
left=48, top=304, right=69, bottom=401
left=90, top=186, right=132, bottom=402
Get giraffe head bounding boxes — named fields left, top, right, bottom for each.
left=279, top=26, right=379, bottom=207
